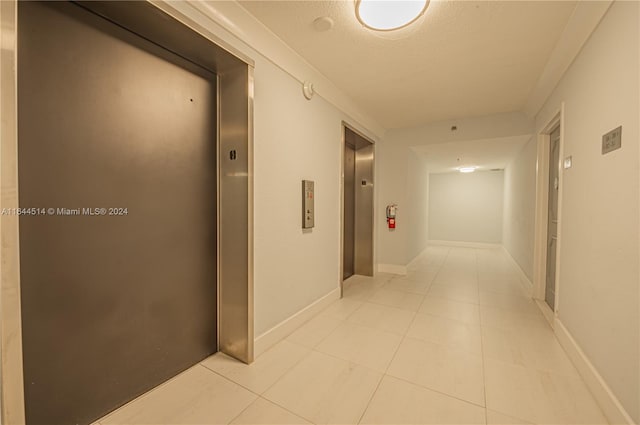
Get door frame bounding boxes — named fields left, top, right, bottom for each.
left=0, top=1, right=254, bottom=422
left=532, top=104, right=565, bottom=320
left=339, top=122, right=376, bottom=297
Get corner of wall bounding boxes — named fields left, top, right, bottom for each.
left=553, top=318, right=636, bottom=425
left=253, top=286, right=340, bottom=357
left=524, top=1, right=614, bottom=118
left=500, top=245, right=533, bottom=290
left=377, top=264, right=407, bottom=275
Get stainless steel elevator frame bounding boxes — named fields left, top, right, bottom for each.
left=341, top=123, right=375, bottom=295
left=1, top=1, right=254, bottom=422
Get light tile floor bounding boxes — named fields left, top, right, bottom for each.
left=97, top=246, right=608, bottom=425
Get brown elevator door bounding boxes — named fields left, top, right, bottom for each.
left=18, top=3, right=217, bottom=424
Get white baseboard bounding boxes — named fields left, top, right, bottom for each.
left=377, top=264, right=407, bottom=275
left=406, top=248, right=427, bottom=271
left=535, top=299, right=555, bottom=328
left=554, top=318, right=634, bottom=425
left=504, top=247, right=554, bottom=327
left=501, top=246, right=534, bottom=292
left=253, top=287, right=340, bottom=357
left=428, top=240, right=502, bottom=249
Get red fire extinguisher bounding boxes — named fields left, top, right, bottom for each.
left=386, top=204, right=397, bottom=229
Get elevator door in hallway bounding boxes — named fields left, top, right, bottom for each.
left=545, top=127, right=561, bottom=310
left=18, top=3, right=218, bottom=424
left=343, top=143, right=356, bottom=279
left=342, top=126, right=374, bottom=282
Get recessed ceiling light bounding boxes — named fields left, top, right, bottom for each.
left=459, top=167, right=476, bottom=173
left=355, top=0, right=429, bottom=32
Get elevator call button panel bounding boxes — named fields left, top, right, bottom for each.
left=302, top=180, right=314, bottom=229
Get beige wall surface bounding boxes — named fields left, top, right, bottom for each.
left=536, top=1, right=639, bottom=421
left=376, top=141, right=409, bottom=266
left=252, top=55, right=343, bottom=335
left=405, top=152, right=430, bottom=262
left=428, top=170, right=504, bottom=244
left=502, top=137, right=537, bottom=281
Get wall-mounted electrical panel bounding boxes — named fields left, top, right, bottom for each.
left=602, top=126, right=622, bottom=154
left=302, top=180, right=314, bottom=229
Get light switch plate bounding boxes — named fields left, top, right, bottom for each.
left=602, top=126, right=622, bottom=154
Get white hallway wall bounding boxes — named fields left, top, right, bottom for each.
left=253, top=61, right=343, bottom=336
left=378, top=112, right=532, bottom=268
left=405, top=152, right=430, bottom=262
left=502, top=137, right=537, bottom=281
left=377, top=141, right=410, bottom=267
left=429, top=170, right=504, bottom=244
left=535, top=1, right=639, bottom=421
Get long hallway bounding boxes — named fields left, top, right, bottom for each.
left=95, top=246, right=607, bottom=425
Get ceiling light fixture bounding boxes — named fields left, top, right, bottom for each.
left=459, top=167, right=477, bottom=173
left=355, top=0, right=429, bottom=31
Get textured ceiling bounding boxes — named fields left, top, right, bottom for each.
left=413, top=135, right=531, bottom=173
left=238, top=0, right=577, bottom=129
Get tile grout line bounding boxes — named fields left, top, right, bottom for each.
left=247, top=392, right=318, bottom=425
left=209, top=340, right=320, bottom=397
left=251, top=288, right=394, bottom=425
left=354, top=309, right=413, bottom=425
left=355, top=285, right=430, bottom=423
left=201, top=351, right=318, bottom=424
left=354, top=367, right=385, bottom=425
left=344, top=302, right=419, bottom=337
left=363, top=296, right=424, bottom=313
left=197, top=363, right=263, bottom=398
left=259, top=396, right=318, bottom=425
left=385, top=247, right=493, bottom=409
left=299, top=343, right=390, bottom=424
left=224, top=394, right=258, bottom=425
left=97, top=362, right=216, bottom=423
left=421, top=247, right=451, bottom=304
left=384, top=372, right=490, bottom=410
left=284, top=322, right=340, bottom=351
left=260, top=344, right=318, bottom=396
left=475, top=249, right=489, bottom=425
left=356, top=247, right=451, bottom=425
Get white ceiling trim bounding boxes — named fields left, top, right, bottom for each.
left=524, top=0, right=613, bottom=118
left=153, top=0, right=385, bottom=139
left=150, top=1, right=255, bottom=66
